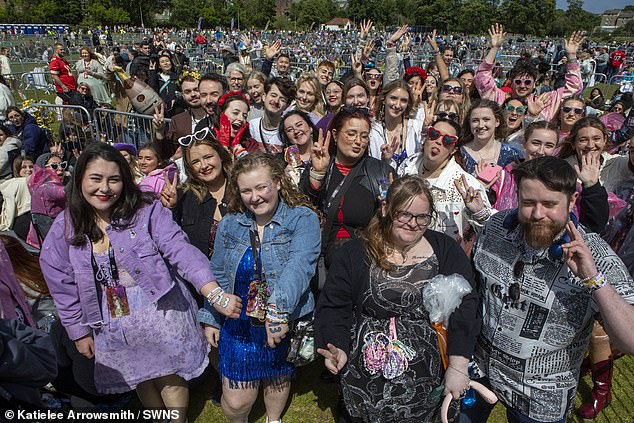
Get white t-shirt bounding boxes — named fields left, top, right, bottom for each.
left=249, top=117, right=284, bottom=154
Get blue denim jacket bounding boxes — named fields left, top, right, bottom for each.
left=40, top=201, right=216, bottom=341
left=198, top=200, right=320, bottom=328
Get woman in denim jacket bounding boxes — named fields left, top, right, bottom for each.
left=39, top=143, right=240, bottom=423
left=198, top=153, right=320, bottom=423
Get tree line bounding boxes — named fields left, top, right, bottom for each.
left=0, top=0, right=613, bottom=37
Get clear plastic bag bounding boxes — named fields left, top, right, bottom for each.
left=422, top=273, right=472, bottom=324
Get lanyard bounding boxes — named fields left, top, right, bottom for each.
left=322, top=160, right=348, bottom=212
left=249, top=224, right=265, bottom=282
left=90, top=243, right=120, bottom=287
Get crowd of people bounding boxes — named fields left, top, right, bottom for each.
left=1, top=19, right=634, bottom=423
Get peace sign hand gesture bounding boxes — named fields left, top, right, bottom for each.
left=454, top=174, right=488, bottom=214
left=160, top=170, right=178, bottom=209
left=381, top=136, right=400, bottom=162
left=153, top=103, right=165, bottom=128
left=351, top=52, right=363, bottom=79
left=317, top=343, right=348, bottom=375
left=311, top=129, right=331, bottom=173
left=561, top=221, right=597, bottom=280
left=426, top=29, right=439, bottom=51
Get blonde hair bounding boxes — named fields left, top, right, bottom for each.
left=295, top=73, right=326, bottom=117
left=227, top=152, right=314, bottom=213
left=362, top=175, right=437, bottom=271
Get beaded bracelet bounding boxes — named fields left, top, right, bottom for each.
left=266, top=304, right=289, bottom=324
left=471, top=208, right=491, bottom=222
left=206, top=287, right=223, bottom=304
left=581, top=272, right=607, bottom=291
left=309, top=168, right=326, bottom=181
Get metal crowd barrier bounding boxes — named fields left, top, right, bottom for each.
left=93, top=107, right=170, bottom=148
left=29, top=103, right=95, bottom=144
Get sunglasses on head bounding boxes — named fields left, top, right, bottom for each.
left=513, top=79, right=533, bottom=86
left=435, top=111, right=459, bottom=122
left=46, top=161, right=67, bottom=171
left=427, top=126, right=459, bottom=147
left=178, top=127, right=214, bottom=147
left=365, top=73, right=383, bottom=80
left=505, top=105, right=527, bottom=114
left=441, top=85, right=463, bottom=94
left=561, top=106, right=585, bottom=115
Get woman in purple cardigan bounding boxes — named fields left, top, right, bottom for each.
left=39, top=143, right=241, bottom=423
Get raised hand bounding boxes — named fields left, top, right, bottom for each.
left=426, top=29, right=439, bottom=51
left=149, top=60, right=156, bottom=71
left=527, top=92, right=551, bottom=117
left=317, top=343, right=348, bottom=375
left=423, top=99, right=437, bottom=126
left=351, top=51, right=363, bottom=79
left=389, top=24, right=409, bottom=45
left=488, top=23, right=505, bottom=49
left=240, top=34, right=251, bottom=48
left=412, top=82, right=425, bottom=107
left=381, top=135, right=400, bottom=162
left=454, top=174, right=489, bottom=214
left=266, top=40, right=282, bottom=61
left=561, top=221, right=598, bottom=279
left=160, top=170, right=178, bottom=209
left=362, top=39, right=376, bottom=63
left=153, top=103, right=165, bottom=128
left=311, top=129, right=332, bottom=173
left=574, top=152, right=600, bottom=188
left=565, top=31, right=585, bottom=56
left=359, top=19, right=374, bottom=39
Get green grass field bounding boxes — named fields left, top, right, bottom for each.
left=188, top=354, right=634, bottom=422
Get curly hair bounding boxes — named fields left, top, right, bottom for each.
left=362, top=175, right=437, bottom=271
left=226, top=152, right=314, bottom=214
left=183, top=133, right=233, bottom=203
left=508, top=60, right=539, bottom=82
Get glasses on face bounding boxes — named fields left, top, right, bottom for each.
left=505, top=105, right=526, bottom=114
left=510, top=260, right=525, bottom=301
left=178, top=127, right=214, bottom=147
left=562, top=106, right=585, bottom=115
left=394, top=210, right=433, bottom=227
left=427, top=126, right=459, bottom=147
left=365, top=73, right=383, bottom=80
left=46, top=161, right=67, bottom=171
left=441, top=85, right=463, bottom=95
left=435, top=111, right=459, bottom=122
left=513, top=79, right=533, bottom=87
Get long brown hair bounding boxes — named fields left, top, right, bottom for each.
left=362, top=176, right=437, bottom=271
left=374, top=79, right=414, bottom=121
left=183, top=134, right=233, bottom=203
left=226, top=152, right=314, bottom=213
left=0, top=235, right=49, bottom=297
left=557, top=116, right=608, bottom=160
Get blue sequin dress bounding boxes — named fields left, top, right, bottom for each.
left=218, top=247, right=294, bottom=388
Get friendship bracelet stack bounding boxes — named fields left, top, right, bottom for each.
left=579, top=272, right=607, bottom=292
left=206, top=286, right=230, bottom=308
left=309, top=168, right=326, bottom=181
left=266, top=304, right=289, bottom=324
left=471, top=208, right=491, bottom=222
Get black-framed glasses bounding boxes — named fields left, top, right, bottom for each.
left=441, top=85, right=463, bottom=94
left=562, top=106, right=585, bottom=115
left=178, top=127, right=214, bottom=147
left=435, top=111, right=459, bottom=122
left=505, top=105, right=527, bottom=114
left=46, top=161, right=67, bottom=171
left=394, top=210, right=433, bottom=227
left=427, top=126, right=459, bottom=147
left=510, top=260, right=525, bottom=301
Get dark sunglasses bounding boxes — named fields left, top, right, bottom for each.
left=435, top=111, right=459, bottom=122
left=441, top=85, right=463, bottom=94
left=562, top=106, right=585, bottom=115
left=365, top=73, right=383, bottom=80
left=46, top=161, right=68, bottom=171
left=510, top=260, right=524, bottom=301
left=505, top=105, right=526, bottom=114
left=427, top=126, right=459, bottom=146
left=341, top=106, right=370, bottom=116
left=513, top=79, right=533, bottom=86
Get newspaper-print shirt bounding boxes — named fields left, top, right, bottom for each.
left=472, top=209, right=634, bottom=421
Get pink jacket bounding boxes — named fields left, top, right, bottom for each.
left=474, top=61, right=583, bottom=122
left=138, top=163, right=178, bottom=196
left=26, top=166, right=65, bottom=248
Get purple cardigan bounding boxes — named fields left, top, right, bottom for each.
left=0, top=242, right=35, bottom=327
left=39, top=200, right=215, bottom=341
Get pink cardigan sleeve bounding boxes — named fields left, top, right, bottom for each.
left=474, top=60, right=507, bottom=104
left=539, top=63, right=583, bottom=122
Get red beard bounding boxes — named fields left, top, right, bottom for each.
left=520, top=219, right=566, bottom=249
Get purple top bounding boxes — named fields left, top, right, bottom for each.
left=39, top=200, right=216, bottom=341
left=0, top=242, right=34, bottom=326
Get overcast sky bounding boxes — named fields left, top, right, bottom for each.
left=556, top=0, right=630, bottom=14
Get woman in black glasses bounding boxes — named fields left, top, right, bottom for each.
left=398, top=118, right=492, bottom=244
left=315, top=175, right=480, bottom=422
left=553, top=97, right=586, bottom=146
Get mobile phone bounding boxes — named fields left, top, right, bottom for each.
left=477, top=164, right=502, bottom=183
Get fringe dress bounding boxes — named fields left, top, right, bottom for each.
left=217, top=247, right=294, bottom=388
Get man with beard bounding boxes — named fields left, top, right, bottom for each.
left=463, top=156, right=634, bottom=423
left=194, top=73, right=229, bottom=132
left=153, top=75, right=206, bottom=162
left=248, top=77, right=295, bottom=154
left=49, top=42, right=76, bottom=103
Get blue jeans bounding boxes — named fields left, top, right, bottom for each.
left=459, top=378, right=568, bottom=423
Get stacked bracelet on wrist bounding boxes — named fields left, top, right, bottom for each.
left=309, top=168, right=326, bottom=181
left=580, top=272, right=607, bottom=292
left=206, top=286, right=230, bottom=308
left=266, top=304, right=289, bottom=324
left=471, top=208, right=491, bottom=222
left=431, top=49, right=440, bottom=56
